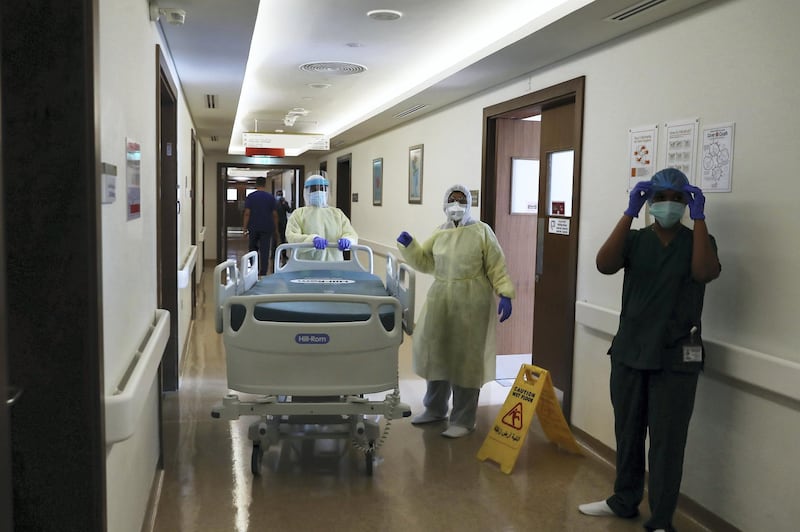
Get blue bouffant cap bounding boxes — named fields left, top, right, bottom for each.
left=648, top=168, right=689, bottom=203
left=305, top=175, right=329, bottom=188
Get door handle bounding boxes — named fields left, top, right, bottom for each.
left=6, top=386, right=23, bottom=406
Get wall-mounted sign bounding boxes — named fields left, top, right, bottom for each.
left=548, top=218, right=570, bottom=235
left=126, top=139, right=141, bottom=220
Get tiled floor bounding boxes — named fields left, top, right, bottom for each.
left=151, top=265, right=712, bottom=532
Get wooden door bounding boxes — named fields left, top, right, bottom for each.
left=493, top=118, right=540, bottom=356
left=532, top=99, right=583, bottom=419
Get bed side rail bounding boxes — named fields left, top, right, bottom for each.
left=398, top=262, right=416, bottom=335
left=386, top=253, right=415, bottom=335
left=239, top=250, right=259, bottom=292
left=213, top=259, right=239, bottom=333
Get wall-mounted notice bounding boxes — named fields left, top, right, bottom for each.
left=700, top=122, right=734, bottom=192
left=548, top=217, right=570, bottom=235
left=126, top=138, right=142, bottom=220
left=665, top=118, right=698, bottom=182
left=628, top=124, right=658, bottom=190
left=101, top=162, right=117, bottom=204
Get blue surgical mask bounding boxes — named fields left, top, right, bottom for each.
left=308, top=191, right=326, bottom=207
left=649, top=201, right=685, bottom=228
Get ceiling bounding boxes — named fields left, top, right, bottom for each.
left=154, top=0, right=712, bottom=157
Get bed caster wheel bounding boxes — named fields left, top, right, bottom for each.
left=251, top=443, right=263, bottom=475
left=365, top=441, right=375, bottom=476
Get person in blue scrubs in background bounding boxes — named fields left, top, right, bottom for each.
left=580, top=168, right=721, bottom=532
left=242, top=176, right=280, bottom=276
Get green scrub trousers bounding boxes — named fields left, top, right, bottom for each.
left=606, top=361, right=699, bottom=531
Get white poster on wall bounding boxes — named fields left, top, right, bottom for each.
left=665, top=118, right=698, bottom=182
left=628, top=124, right=658, bottom=190
left=700, top=122, right=734, bottom=192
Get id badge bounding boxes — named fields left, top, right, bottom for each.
left=682, top=344, right=703, bottom=363
left=682, top=326, right=702, bottom=363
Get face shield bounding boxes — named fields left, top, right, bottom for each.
left=304, top=174, right=329, bottom=207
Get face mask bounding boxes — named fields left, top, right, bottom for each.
left=649, top=201, right=685, bottom=228
left=446, top=202, right=466, bottom=221
left=308, top=191, right=326, bottom=207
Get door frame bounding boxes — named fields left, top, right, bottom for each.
left=156, top=46, right=180, bottom=393
left=216, top=162, right=304, bottom=262
left=2, top=0, right=106, bottom=527
left=482, top=77, right=585, bottom=420
left=0, top=58, right=11, bottom=530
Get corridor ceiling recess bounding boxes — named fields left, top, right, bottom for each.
left=153, top=0, right=711, bottom=156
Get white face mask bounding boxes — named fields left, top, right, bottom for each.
left=446, top=202, right=465, bottom=221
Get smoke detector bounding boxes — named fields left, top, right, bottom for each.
left=149, top=3, right=187, bottom=25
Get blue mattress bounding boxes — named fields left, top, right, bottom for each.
left=230, top=269, right=395, bottom=330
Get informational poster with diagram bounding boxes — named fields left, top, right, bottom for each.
left=628, top=125, right=658, bottom=190
left=700, top=123, right=734, bottom=192
left=126, top=138, right=141, bottom=220
left=665, top=118, right=698, bottom=182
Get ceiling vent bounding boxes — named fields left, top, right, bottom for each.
left=299, top=62, right=367, bottom=75
left=392, top=104, right=427, bottom=119
left=205, top=94, right=217, bottom=109
left=606, top=0, right=669, bottom=21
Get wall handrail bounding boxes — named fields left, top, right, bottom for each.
left=105, top=309, right=170, bottom=444
left=575, top=300, right=800, bottom=402
left=178, top=244, right=198, bottom=288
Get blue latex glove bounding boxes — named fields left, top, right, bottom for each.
left=313, top=236, right=328, bottom=250
left=338, top=238, right=351, bottom=251
left=624, top=180, right=652, bottom=218
left=498, top=296, right=512, bottom=323
left=683, top=184, right=706, bottom=220
left=397, top=231, right=413, bottom=247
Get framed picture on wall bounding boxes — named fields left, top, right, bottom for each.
left=372, top=157, right=383, bottom=206
left=408, top=144, right=423, bottom=204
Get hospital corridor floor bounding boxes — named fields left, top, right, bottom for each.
left=151, top=266, right=712, bottom=532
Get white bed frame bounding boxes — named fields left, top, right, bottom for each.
left=211, top=242, right=414, bottom=476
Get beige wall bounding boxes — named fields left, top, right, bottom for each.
left=98, top=1, right=204, bottom=531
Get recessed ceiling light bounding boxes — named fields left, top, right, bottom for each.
left=307, top=83, right=332, bottom=89
left=366, top=9, right=402, bottom=21
left=346, top=42, right=364, bottom=48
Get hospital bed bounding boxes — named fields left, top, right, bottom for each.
left=211, top=243, right=415, bottom=476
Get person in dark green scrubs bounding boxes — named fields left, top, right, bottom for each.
left=579, top=168, right=721, bottom=532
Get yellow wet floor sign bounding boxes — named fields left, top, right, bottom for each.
left=477, top=364, right=583, bottom=474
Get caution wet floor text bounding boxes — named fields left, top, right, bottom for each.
left=477, top=364, right=583, bottom=474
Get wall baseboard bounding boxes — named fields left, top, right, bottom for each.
left=139, top=468, right=164, bottom=532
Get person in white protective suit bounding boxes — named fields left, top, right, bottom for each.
left=396, top=184, right=515, bottom=438
left=285, top=174, right=358, bottom=261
